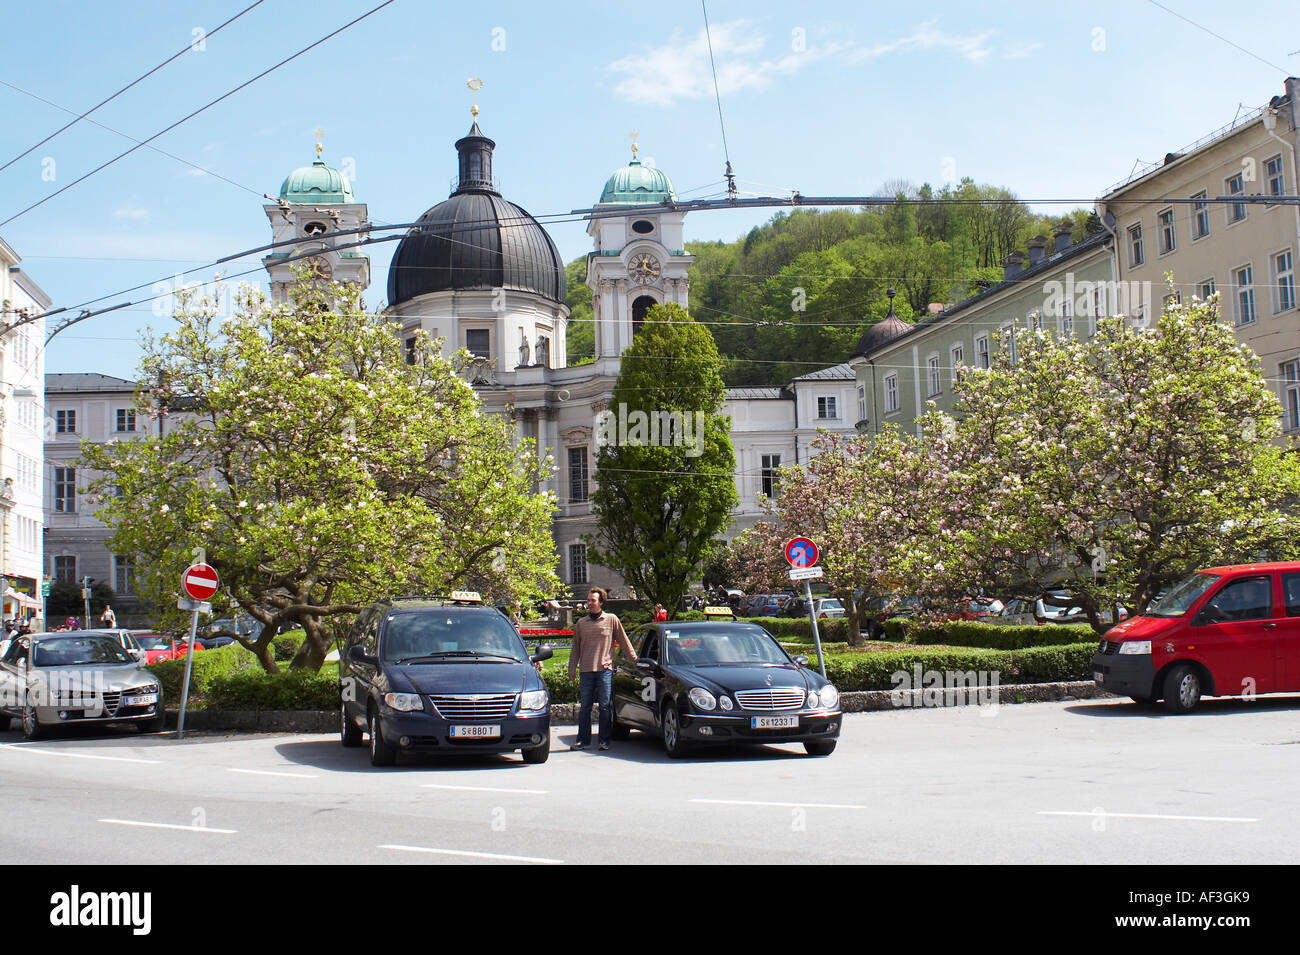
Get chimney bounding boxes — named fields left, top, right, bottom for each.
left=1003, top=251, right=1025, bottom=281
left=1027, top=235, right=1048, bottom=267
left=1054, top=221, right=1073, bottom=254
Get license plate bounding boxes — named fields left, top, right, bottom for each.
left=1093, top=671, right=1104, bottom=683
left=126, top=694, right=158, bottom=706
left=751, top=715, right=799, bottom=730
left=450, top=725, right=500, bottom=739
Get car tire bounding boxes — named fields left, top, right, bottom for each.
left=22, top=696, right=44, bottom=741
left=1162, top=664, right=1202, bottom=714
left=340, top=702, right=363, bottom=748
left=804, top=740, right=837, bottom=757
left=661, top=700, right=690, bottom=759
left=521, top=735, right=550, bottom=764
left=368, top=708, right=397, bottom=766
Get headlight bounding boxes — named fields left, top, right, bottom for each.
left=807, top=689, right=820, bottom=707
left=1118, top=641, right=1151, bottom=655
left=520, top=690, right=549, bottom=711
left=688, top=687, right=717, bottom=710
left=819, top=685, right=839, bottom=708
left=383, top=692, right=423, bottom=712
left=719, top=695, right=734, bottom=711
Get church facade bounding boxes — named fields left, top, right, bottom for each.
left=264, top=118, right=857, bottom=595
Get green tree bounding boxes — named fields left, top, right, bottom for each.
left=82, top=276, right=560, bottom=672
left=587, top=302, right=738, bottom=611
left=563, top=257, right=594, bottom=365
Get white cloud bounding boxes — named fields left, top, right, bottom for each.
left=112, top=204, right=149, bottom=220
left=1002, top=41, right=1044, bottom=61
left=607, top=19, right=1004, bottom=105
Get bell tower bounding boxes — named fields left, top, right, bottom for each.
left=586, top=136, right=692, bottom=359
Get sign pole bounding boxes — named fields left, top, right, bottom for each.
left=804, top=578, right=826, bottom=678
left=177, top=605, right=200, bottom=739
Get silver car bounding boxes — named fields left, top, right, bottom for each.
left=0, top=632, right=164, bottom=740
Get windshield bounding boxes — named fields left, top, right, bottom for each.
left=819, top=599, right=844, bottom=611
left=135, top=635, right=173, bottom=650
left=33, top=636, right=133, bottom=667
left=1147, top=573, right=1221, bottom=617
left=382, top=610, right=526, bottom=663
left=662, top=626, right=790, bottom=666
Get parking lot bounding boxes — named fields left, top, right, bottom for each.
left=1, top=696, right=1297, bottom=865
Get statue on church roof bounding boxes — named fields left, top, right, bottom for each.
left=518, top=328, right=530, bottom=368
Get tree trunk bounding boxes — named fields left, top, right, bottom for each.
left=249, top=623, right=279, bottom=674
left=289, top=614, right=330, bottom=672
left=844, top=601, right=864, bottom=648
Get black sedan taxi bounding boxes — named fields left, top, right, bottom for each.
left=339, top=593, right=553, bottom=766
left=612, top=620, right=841, bottom=757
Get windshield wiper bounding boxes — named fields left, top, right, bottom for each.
left=394, top=651, right=521, bottom=663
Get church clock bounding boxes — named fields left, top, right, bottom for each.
left=629, top=253, right=660, bottom=283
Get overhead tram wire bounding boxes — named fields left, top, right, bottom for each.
left=700, top=0, right=737, bottom=199
left=1144, top=0, right=1290, bottom=74
left=0, top=0, right=396, bottom=228
left=0, top=0, right=267, bottom=174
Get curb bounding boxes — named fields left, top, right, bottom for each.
left=167, top=683, right=1113, bottom=733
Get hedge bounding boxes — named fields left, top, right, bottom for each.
left=818, top=644, right=1096, bottom=691
left=883, top=618, right=1097, bottom=649
left=147, top=642, right=258, bottom=703
left=205, top=669, right=339, bottom=710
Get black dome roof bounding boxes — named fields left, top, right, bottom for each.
left=387, top=123, right=566, bottom=308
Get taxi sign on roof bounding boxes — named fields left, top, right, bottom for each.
left=450, top=591, right=482, bottom=603
left=703, top=605, right=735, bottom=617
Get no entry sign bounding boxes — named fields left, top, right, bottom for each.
left=182, top=563, right=220, bottom=601
left=784, top=537, right=819, bottom=567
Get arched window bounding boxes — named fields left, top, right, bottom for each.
left=632, top=295, right=656, bottom=336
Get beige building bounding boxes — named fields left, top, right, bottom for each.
left=1097, top=77, right=1300, bottom=433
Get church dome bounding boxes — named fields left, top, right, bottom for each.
left=387, top=123, right=566, bottom=307
left=598, top=158, right=676, bottom=206
left=279, top=157, right=354, bottom=204
left=852, top=289, right=913, bottom=358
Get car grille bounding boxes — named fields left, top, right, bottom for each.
left=100, top=691, right=122, bottom=714
left=428, top=694, right=516, bottom=720
left=734, top=688, right=805, bottom=711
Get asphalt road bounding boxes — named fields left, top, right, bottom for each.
left=2, top=696, right=1298, bottom=865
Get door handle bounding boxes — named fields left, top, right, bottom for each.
left=1262, top=623, right=1277, bottom=630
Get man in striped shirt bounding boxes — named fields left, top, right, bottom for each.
left=568, top=587, right=638, bottom=750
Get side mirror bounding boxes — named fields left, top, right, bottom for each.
left=636, top=657, right=657, bottom=670
left=1192, top=611, right=1208, bottom=627
left=347, top=645, right=378, bottom=665
left=793, top=655, right=809, bottom=667
left=530, top=645, right=554, bottom=664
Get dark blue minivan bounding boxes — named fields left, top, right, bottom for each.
left=339, top=595, right=553, bottom=766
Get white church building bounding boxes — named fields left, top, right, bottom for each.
left=262, top=115, right=859, bottom=595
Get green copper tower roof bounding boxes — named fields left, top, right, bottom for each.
left=597, top=158, right=675, bottom=206
left=279, top=157, right=355, bottom=204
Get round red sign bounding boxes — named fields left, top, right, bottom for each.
left=182, top=563, right=220, bottom=601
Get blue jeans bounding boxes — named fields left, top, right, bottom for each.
left=577, top=669, right=613, bottom=745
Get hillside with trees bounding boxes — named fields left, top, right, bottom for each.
left=566, top=179, right=1096, bottom=385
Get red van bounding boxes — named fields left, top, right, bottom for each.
left=1091, top=561, right=1300, bottom=713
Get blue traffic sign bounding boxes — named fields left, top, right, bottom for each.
left=784, top=537, right=819, bottom=567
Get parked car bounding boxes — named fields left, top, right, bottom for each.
left=1092, top=561, right=1300, bottom=713
left=339, top=593, right=553, bottom=766
left=611, top=621, right=841, bottom=757
left=0, top=632, right=164, bottom=739
left=131, top=632, right=205, bottom=664
left=863, top=595, right=921, bottom=639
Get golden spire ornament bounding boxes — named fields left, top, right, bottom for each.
left=467, top=77, right=483, bottom=121
left=314, top=128, right=324, bottom=159
left=630, top=128, right=639, bottom=159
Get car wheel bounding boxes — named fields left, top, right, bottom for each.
left=521, top=735, right=550, bottom=764
left=661, top=700, right=689, bottom=759
left=1162, top=664, right=1202, bottom=714
left=804, top=740, right=837, bottom=757
left=368, top=708, right=396, bottom=766
left=22, top=696, right=44, bottom=741
left=340, top=702, right=363, bottom=748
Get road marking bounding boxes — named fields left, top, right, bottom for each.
left=422, top=783, right=548, bottom=795
left=226, top=767, right=317, bottom=779
left=99, top=818, right=237, bottom=834
left=1038, top=811, right=1259, bottom=823
left=4, top=747, right=162, bottom=765
left=378, top=844, right=562, bottom=864
left=690, top=798, right=866, bottom=810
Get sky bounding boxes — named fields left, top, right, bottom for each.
left=1, top=0, right=1297, bottom=378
